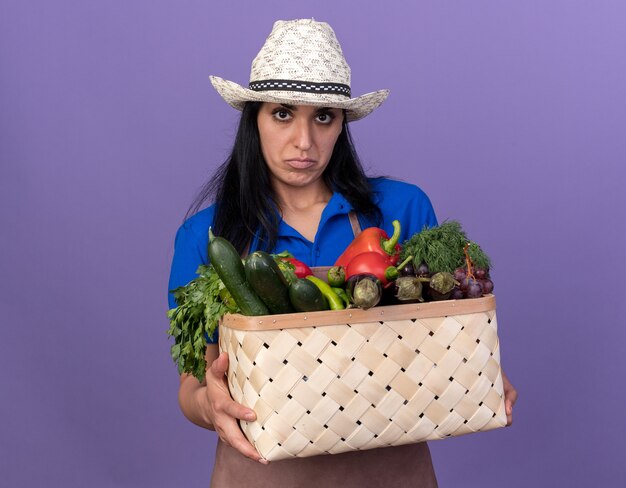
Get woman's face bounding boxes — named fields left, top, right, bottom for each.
left=257, top=103, right=344, bottom=193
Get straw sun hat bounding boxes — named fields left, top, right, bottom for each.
left=210, top=19, right=389, bottom=122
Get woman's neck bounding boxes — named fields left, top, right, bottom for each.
left=272, top=180, right=333, bottom=242
left=273, top=180, right=333, bottom=213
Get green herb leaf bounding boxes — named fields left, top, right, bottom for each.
left=400, top=221, right=492, bottom=273
left=274, top=256, right=297, bottom=285
left=274, top=250, right=294, bottom=258
left=166, top=264, right=240, bottom=382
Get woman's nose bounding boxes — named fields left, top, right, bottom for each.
left=293, top=120, right=313, bottom=151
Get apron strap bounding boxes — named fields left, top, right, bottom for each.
left=311, top=211, right=361, bottom=279
left=348, top=211, right=362, bottom=238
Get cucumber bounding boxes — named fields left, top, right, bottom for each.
left=208, top=229, right=269, bottom=316
left=289, top=278, right=329, bottom=312
left=245, top=251, right=295, bottom=315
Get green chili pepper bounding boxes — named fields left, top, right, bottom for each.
left=331, top=287, right=350, bottom=308
left=306, top=276, right=345, bottom=310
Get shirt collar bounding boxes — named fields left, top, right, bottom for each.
left=276, top=191, right=354, bottom=239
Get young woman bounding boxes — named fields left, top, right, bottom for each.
left=168, top=19, right=517, bottom=487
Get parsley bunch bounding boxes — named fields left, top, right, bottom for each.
left=166, top=264, right=239, bottom=382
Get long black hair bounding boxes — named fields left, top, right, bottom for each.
left=187, top=101, right=382, bottom=254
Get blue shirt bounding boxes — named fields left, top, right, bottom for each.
left=168, top=177, right=437, bottom=342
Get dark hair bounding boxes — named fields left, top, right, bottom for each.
left=187, top=101, right=382, bottom=254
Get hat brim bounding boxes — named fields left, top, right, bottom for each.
left=210, top=76, right=389, bottom=122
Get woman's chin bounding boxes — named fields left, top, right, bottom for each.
left=274, top=172, right=324, bottom=189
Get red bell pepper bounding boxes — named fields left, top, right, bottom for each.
left=334, top=220, right=402, bottom=268
left=345, top=252, right=412, bottom=286
left=280, top=256, right=313, bottom=278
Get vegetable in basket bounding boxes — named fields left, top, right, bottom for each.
left=331, top=287, right=351, bottom=308
left=400, top=221, right=494, bottom=300
left=327, top=265, right=346, bottom=287
left=334, top=219, right=402, bottom=268
left=345, top=273, right=383, bottom=310
left=427, top=272, right=458, bottom=301
left=208, top=228, right=269, bottom=316
left=245, top=250, right=294, bottom=314
left=345, top=253, right=413, bottom=287
left=167, top=264, right=239, bottom=382
left=306, top=275, right=345, bottom=310
left=390, top=275, right=425, bottom=304
left=289, top=278, right=329, bottom=312
left=400, top=221, right=491, bottom=274
left=275, top=251, right=313, bottom=278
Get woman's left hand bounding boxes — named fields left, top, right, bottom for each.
left=501, top=370, right=518, bottom=426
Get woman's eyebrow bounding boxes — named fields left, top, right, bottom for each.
left=315, top=107, right=340, bottom=114
left=277, top=104, right=336, bottom=112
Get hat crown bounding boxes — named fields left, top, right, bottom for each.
left=249, top=19, right=351, bottom=87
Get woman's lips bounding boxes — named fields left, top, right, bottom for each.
left=286, top=158, right=316, bottom=169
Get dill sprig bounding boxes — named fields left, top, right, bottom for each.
left=400, top=220, right=492, bottom=274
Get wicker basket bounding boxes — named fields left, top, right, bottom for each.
left=219, top=294, right=506, bottom=461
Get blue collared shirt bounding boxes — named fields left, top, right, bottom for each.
left=168, top=177, right=437, bottom=342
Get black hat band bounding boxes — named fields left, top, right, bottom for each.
left=249, top=79, right=351, bottom=98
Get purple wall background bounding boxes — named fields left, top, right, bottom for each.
left=2, top=1, right=625, bottom=486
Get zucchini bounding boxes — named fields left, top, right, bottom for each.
left=207, top=229, right=269, bottom=316
left=289, top=278, right=329, bottom=312
left=245, top=251, right=294, bottom=314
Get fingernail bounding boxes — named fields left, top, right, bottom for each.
left=245, top=412, right=256, bottom=421
left=258, top=458, right=269, bottom=465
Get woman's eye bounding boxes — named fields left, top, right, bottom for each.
left=272, top=109, right=292, bottom=121
left=316, top=112, right=334, bottom=124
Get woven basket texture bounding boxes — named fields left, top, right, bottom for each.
left=219, top=297, right=506, bottom=461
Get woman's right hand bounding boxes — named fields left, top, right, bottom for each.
left=178, top=345, right=269, bottom=464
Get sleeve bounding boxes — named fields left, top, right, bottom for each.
left=168, top=217, right=220, bottom=344
left=373, top=178, right=438, bottom=241
left=167, top=221, right=207, bottom=309
left=408, top=187, right=438, bottom=233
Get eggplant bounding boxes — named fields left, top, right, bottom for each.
left=426, top=271, right=457, bottom=301
left=391, top=276, right=424, bottom=304
left=415, top=261, right=430, bottom=277
left=398, top=261, right=416, bottom=277
left=380, top=282, right=396, bottom=306
left=345, top=273, right=382, bottom=310
left=413, top=261, right=432, bottom=298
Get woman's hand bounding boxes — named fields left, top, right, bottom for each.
left=501, top=370, right=518, bottom=426
left=178, top=346, right=269, bottom=464
left=205, top=351, right=269, bottom=463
